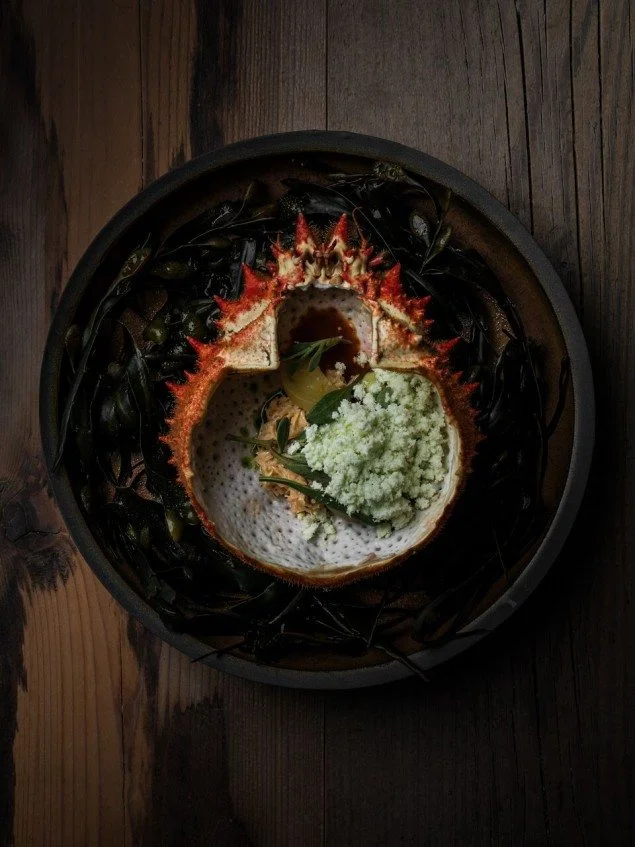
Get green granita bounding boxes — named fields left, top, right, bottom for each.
left=300, top=369, right=449, bottom=532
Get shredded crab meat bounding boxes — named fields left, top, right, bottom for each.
left=255, top=396, right=317, bottom=515
left=255, top=371, right=345, bottom=516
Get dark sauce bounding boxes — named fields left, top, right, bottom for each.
left=289, top=307, right=368, bottom=376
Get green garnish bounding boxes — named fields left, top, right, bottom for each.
left=276, top=417, right=290, bottom=452
left=306, top=375, right=364, bottom=426
left=259, top=476, right=379, bottom=525
left=282, top=336, right=347, bottom=375
left=227, top=434, right=324, bottom=482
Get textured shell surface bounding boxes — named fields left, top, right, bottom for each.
left=163, top=214, right=480, bottom=586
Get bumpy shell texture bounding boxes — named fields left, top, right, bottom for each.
left=163, top=214, right=480, bottom=587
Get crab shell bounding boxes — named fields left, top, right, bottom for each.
left=163, top=214, right=480, bottom=587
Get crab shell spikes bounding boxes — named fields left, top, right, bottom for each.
left=162, top=213, right=482, bottom=587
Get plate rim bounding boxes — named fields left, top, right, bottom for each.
left=39, top=130, right=595, bottom=689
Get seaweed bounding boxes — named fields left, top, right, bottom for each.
left=54, top=162, right=570, bottom=672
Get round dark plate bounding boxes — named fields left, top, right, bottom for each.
left=40, top=131, right=594, bottom=689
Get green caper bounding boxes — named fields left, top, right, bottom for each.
left=180, top=504, right=199, bottom=526
left=165, top=509, right=184, bottom=542
left=143, top=316, right=169, bottom=345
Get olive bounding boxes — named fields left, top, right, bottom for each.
left=143, top=316, right=169, bottom=345
left=165, top=509, right=184, bottom=542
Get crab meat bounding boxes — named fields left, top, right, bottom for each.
left=163, top=214, right=480, bottom=587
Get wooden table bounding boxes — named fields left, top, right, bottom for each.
left=1, top=1, right=633, bottom=845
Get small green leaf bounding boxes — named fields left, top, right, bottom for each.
left=271, top=452, right=326, bottom=483
left=282, top=336, right=346, bottom=374
left=306, top=375, right=363, bottom=426
left=259, top=476, right=379, bottom=525
left=292, top=429, right=307, bottom=445
left=227, top=433, right=324, bottom=482
left=143, top=316, right=169, bottom=344
left=276, top=417, right=290, bottom=452
left=307, top=346, right=324, bottom=372
left=118, top=241, right=153, bottom=282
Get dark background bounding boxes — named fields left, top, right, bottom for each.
left=0, top=1, right=633, bottom=845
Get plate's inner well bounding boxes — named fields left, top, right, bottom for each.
left=51, top=150, right=575, bottom=673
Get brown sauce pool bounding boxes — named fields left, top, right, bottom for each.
left=289, top=307, right=367, bottom=376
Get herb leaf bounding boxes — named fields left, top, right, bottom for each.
left=282, top=336, right=346, bottom=375
left=306, top=375, right=364, bottom=426
left=226, top=434, right=325, bottom=483
left=276, top=417, right=290, bottom=452
left=271, top=453, right=327, bottom=484
left=259, top=476, right=379, bottom=525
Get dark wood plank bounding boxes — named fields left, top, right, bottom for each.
left=190, top=0, right=327, bottom=149
left=325, top=1, right=634, bottom=845
left=1, top=0, right=632, bottom=845
left=0, top=1, right=143, bottom=845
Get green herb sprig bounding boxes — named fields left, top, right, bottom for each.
left=259, top=476, right=379, bottom=525
left=282, top=336, right=347, bottom=374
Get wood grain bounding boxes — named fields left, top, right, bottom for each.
left=326, top=1, right=634, bottom=845
left=0, top=1, right=141, bottom=844
left=0, top=0, right=633, bottom=845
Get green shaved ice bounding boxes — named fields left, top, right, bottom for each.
left=300, top=369, right=449, bottom=533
